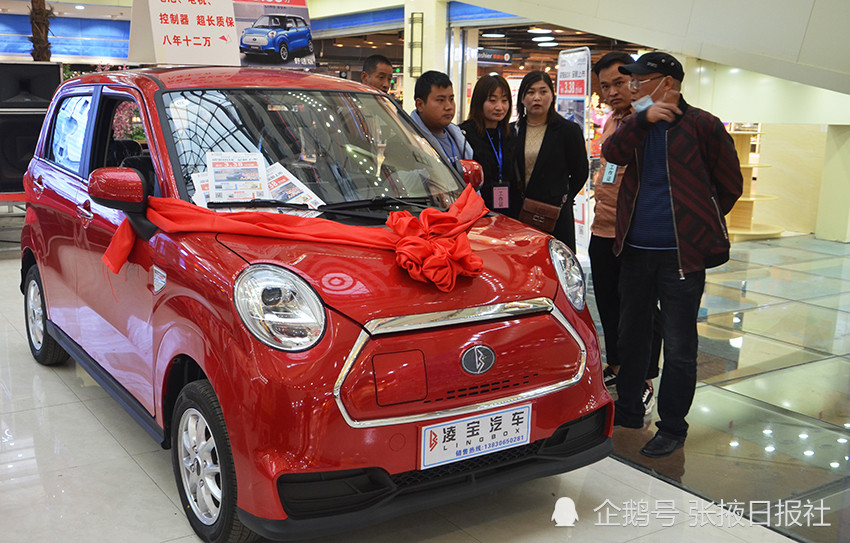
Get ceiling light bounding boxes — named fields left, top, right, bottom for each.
left=554, top=29, right=564, bottom=33
left=527, top=28, right=552, bottom=34
left=481, top=32, right=505, bottom=38
left=765, top=446, right=775, bottom=452
left=334, top=43, right=343, bottom=47
left=385, top=42, right=393, bottom=46
left=830, top=462, right=840, bottom=468
left=532, top=36, right=555, bottom=42
left=538, top=42, right=558, bottom=48
left=804, top=450, right=814, bottom=456
left=519, top=65, right=525, bottom=70
left=75, top=4, right=85, bottom=9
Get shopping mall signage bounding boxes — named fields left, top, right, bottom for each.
left=477, top=49, right=513, bottom=65
left=129, top=0, right=314, bottom=67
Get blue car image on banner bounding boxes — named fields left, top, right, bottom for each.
left=239, top=14, right=313, bottom=63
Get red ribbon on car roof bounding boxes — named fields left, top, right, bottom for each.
left=103, top=184, right=488, bottom=292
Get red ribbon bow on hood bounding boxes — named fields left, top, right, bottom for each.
left=103, top=184, right=488, bottom=292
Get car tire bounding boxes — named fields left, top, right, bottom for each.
left=172, top=381, right=258, bottom=543
left=278, top=43, right=289, bottom=62
left=24, top=265, right=68, bottom=366
left=306, top=39, right=314, bottom=55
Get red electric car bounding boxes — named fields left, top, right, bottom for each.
left=20, top=67, right=612, bottom=542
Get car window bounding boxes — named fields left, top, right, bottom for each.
left=253, top=16, right=272, bottom=28
left=296, top=18, right=306, bottom=28
left=48, top=95, right=92, bottom=174
left=161, top=89, right=465, bottom=207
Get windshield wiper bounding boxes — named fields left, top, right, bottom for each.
left=206, top=199, right=387, bottom=221
left=207, top=199, right=309, bottom=211
left=318, top=196, right=433, bottom=211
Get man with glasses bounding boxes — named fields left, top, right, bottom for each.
left=602, top=52, right=743, bottom=458
left=589, top=52, right=661, bottom=413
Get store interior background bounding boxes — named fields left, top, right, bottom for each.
left=1, top=0, right=849, bottom=242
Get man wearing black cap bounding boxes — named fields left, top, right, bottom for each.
left=602, top=52, right=743, bottom=458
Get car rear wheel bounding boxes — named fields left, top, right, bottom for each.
left=172, top=381, right=258, bottom=543
left=278, top=43, right=289, bottom=62
left=24, top=266, right=68, bottom=366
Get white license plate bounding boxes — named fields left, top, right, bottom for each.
left=420, top=404, right=531, bottom=469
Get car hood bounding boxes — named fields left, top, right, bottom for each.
left=216, top=213, right=561, bottom=326
left=243, top=27, right=275, bottom=35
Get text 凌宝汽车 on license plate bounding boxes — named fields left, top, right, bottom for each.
left=420, top=404, right=531, bottom=469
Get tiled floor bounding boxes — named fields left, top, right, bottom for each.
left=0, top=208, right=842, bottom=542
left=595, top=234, right=850, bottom=543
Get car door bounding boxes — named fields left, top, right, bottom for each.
left=284, top=17, right=303, bottom=50
left=73, top=86, right=158, bottom=414
left=295, top=17, right=311, bottom=51
left=26, top=90, right=97, bottom=344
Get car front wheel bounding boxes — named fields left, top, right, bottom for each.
left=306, top=38, right=314, bottom=55
left=278, top=43, right=289, bottom=62
left=24, top=265, right=68, bottom=366
left=172, top=380, right=258, bottom=543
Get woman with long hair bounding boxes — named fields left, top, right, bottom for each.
left=512, top=70, right=588, bottom=251
left=459, top=75, right=516, bottom=214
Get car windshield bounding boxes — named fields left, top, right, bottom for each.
left=252, top=16, right=278, bottom=28
left=161, top=89, right=465, bottom=210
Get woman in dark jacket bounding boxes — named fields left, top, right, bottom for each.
left=511, top=70, right=589, bottom=251
left=459, top=75, right=517, bottom=215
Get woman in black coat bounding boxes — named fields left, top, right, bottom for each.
left=458, top=75, right=517, bottom=215
left=511, top=70, right=589, bottom=251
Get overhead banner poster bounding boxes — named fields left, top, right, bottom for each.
left=234, top=0, right=315, bottom=67
left=556, top=47, right=592, bottom=256
left=129, top=0, right=314, bottom=68
left=129, top=0, right=241, bottom=66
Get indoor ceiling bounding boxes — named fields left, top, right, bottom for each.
left=314, top=23, right=644, bottom=72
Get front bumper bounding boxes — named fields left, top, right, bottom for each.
left=238, top=406, right=611, bottom=541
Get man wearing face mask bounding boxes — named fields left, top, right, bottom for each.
left=602, top=52, right=743, bottom=458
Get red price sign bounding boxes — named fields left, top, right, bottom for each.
left=558, top=79, right=585, bottom=97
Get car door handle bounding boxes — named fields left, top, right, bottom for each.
left=76, top=200, right=94, bottom=227
left=32, top=175, right=45, bottom=197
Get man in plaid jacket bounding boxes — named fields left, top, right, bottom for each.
left=602, top=52, right=743, bottom=458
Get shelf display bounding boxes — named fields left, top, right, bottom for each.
left=725, top=129, right=783, bottom=241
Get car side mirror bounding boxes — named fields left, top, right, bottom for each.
left=459, top=159, right=484, bottom=189
left=88, top=167, right=157, bottom=240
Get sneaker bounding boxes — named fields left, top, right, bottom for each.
left=603, top=366, right=618, bottom=388
left=642, top=382, right=655, bottom=415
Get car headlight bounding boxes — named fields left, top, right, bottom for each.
left=268, top=30, right=277, bottom=38
left=549, top=239, right=585, bottom=311
left=234, top=264, right=326, bottom=351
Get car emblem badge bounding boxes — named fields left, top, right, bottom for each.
left=460, top=345, right=496, bottom=375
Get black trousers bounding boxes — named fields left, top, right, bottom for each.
left=615, top=246, right=705, bottom=438
left=588, top=235, right=660, bottom=378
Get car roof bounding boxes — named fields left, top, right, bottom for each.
left=62, top=67, right=378, bottom=94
